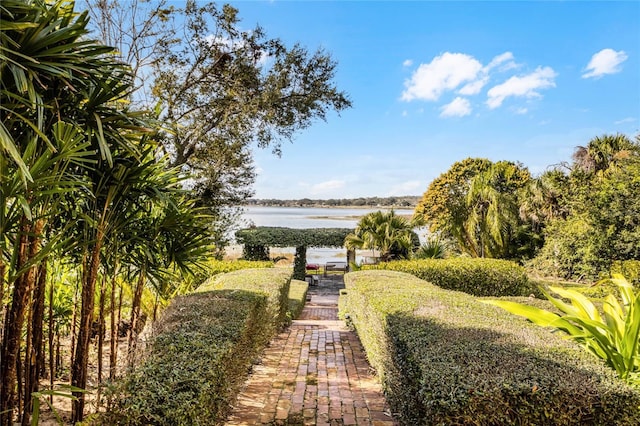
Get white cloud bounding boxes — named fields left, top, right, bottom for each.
left=582, top=48, right=628, bottom=79
left=402, top=51, right=520, bottom=102
left=486, top=52, right=519, bottom=72
left=402, top=110, right=408, bottom=117
left=387, top=180, right=422, bottom=196
left=310, top=179, right=345, bottom=195
left=403, top=59, right=413, bottom=67
left=440, top=97, right=472, bottom=118
left=401, top=52, right=483, bottom=101
left=515, top=107, right=528, bottom=115
left=458, top=77, right=489, bottom=95
left=486, top=67, right=557, bottom=109
left=615, top=117, right=636, bottom=125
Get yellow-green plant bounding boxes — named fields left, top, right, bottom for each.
left=484, top=274, right=640, bottom=387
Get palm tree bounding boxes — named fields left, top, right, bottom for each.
left=572, top=134, right=636, bottom=176
left=0, top=2, right=105, bottom=422
left=345, top=210, right=423, bottom=261
left=465, top=165, right=520, bottom=258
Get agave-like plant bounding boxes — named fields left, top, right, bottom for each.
left=484, top=274, right=640, bottom=387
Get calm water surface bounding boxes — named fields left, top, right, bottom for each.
left=233, top=206, right=418, bottom=264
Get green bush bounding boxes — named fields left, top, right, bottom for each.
left=340, top=270, right=640, bottom=425
left=364, top=258, right=530, bottom=297
left=103, top=268, right=292, bottom=425
left=189, top=259, right=274, bottom=289
left=288, top=279, right=309, bottom=320
left=103, top=290, right=270, bottom=425
left=612, top=260, right=640, bottom=286
left=198, top=268, right=292, bottom=339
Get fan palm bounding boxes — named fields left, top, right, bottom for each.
left=572, top=134, right=635, bottom=176
left=465, top=165, right=519, bottom=258
left=345, top=210, right=423, bottom=261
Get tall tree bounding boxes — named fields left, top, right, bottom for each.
left=531, top=135, right=640, bottom=280
left=0, top=2, right=105, bottom=422
left=85, top=0, right=352, bottom=242
left=465, top=163, right=529, bottom=258
left=414, top=158, right=492, bottom=252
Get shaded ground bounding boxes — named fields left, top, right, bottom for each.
left=226, top=275, right=397, bottom=426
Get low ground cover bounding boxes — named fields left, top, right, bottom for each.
left=340, top=270, right=640, bottom=425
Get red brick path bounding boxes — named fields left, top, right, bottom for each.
left=225, top=283, right=397, bottom=425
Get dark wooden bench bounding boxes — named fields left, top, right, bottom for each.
left=324, top=261, right=348, bottom=276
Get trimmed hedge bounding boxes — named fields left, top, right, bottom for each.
left=288, top=279, right=309, bottom=320
left=104, top=290, right=270, bottom=425
left=198, top=268, right=292, bottom=340
left=190, top=259, right=274, bottom=289
left=340, top=270, right=640, bottom=425
left=103, top=268, right=293, bottom=425
left=363, top=258, right=531, bottom=297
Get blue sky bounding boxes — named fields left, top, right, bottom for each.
left=226, top=1, right=639, bottom=199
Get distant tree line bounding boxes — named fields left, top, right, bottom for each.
left=246, top=196, right=421, bottom=208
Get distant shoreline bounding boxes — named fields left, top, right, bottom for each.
left=243, top=195, right=421, bottom=209
left=243, top=204, right=417, bottom=210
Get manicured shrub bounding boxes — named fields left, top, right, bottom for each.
left=103, top=290, right=270, bottom=425
left=364, top=258, right=530, bottom=297
left=102, top=268, right=293, bottom=425
left=288, top=279, right=309, bottom=320
left=198, top=268, right=292, bottom=339
left=340, top=270, right=640, bottom=425
left=189, top=259, right=274, bottom=289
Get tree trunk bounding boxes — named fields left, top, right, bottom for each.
left=69, top=274, right=79, bottom=373
left=152, top=293, right=159, bottom=323
left=96, top=276, right=106, bottom=410
left=21, top=281, right=34, bottom=426
left=293, top=246, right=307, bottom=280
left=48, top=273, right=54, bottom=405
left=0, top=258, right=5, bottom=344
left=22, top=262, right=47, bottom=426
left=71, top=232, right=103, bottom=423
left=127, top=269, right=146, bottom=368
left=109, top=274, right=118, bottom=382
left=111, top=283, right=123, bottom=381
left=97, top=275, right=106, bottom=384
left=0, top=219, right=41, bottom=426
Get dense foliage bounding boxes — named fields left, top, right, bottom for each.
left=84, top=0, right=351, bottom=254
left=415, top=159, right=534, bottom=260
left=103, top=268, right=296, bottom=425
left=236, top=227, right=352, bottom=248
left=363, top=258, right=531, bottom=297
left=344, top=210, right=422, bottom=261
left=529, top=135, right=640, bottom=281
left=103, top=290, right=270, bottom=425
left=198, top=268, right=292, bottom=338
left=340, top=271, right=640, bottom=425
left=0, top=1, right=210, bottom=422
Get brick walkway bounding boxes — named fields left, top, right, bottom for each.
left=226, top=276, right=397, bottom=426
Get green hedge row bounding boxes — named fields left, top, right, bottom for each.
left=363, top=258, right=532, bottom=297
left=198, top=268, right=292, bottom=340
left=288, top=279, right=309, bottom=320
left=104, top=268, right=292, bottom=425
left=340, top=270, right=640, bottom=425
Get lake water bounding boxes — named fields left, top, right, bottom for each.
left=229, top=206, right=418, bottom=264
